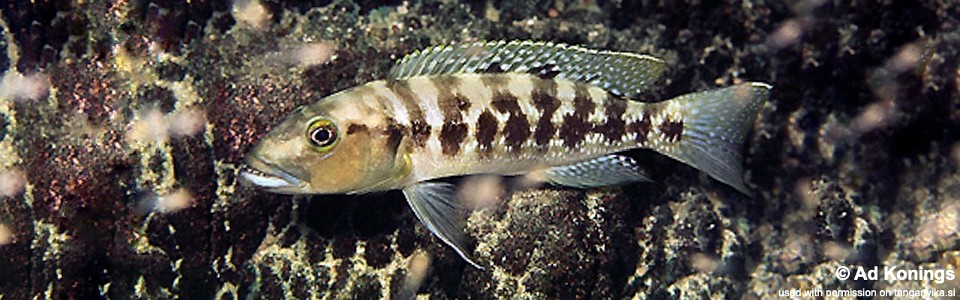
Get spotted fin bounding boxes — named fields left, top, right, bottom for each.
left=388, top=40, right=666, bottom=98
left=402, top=181, right=483, bottom=269
left=655, top=82, right=771, bottom=195
left=545, top=155, right=652, bottom=189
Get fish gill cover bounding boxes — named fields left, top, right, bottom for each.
left=0, top=0, right=957, bottom=299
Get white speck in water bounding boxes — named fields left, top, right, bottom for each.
left=139, top=188, right=195, bottom=214
left=397, top=250, right=431, bottom=299
left=168, top=108, right=207, bottom=138
left=767, top=19, right=804, bottom=49
left=0, top=223, right=14, bottom=245
left=0, top=168, right=27, bottom=197
left=232, top=0, right=271, bottom=30
left=0, top=71, right=50, bottom=102
left=127, top=108, right=208, bottom=144
left=459, top=175, right=504, bottom=210
left=156, top=188, right=195, bottom=213
left=286, top=42, right=338, bottom=67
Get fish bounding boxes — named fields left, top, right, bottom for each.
left=240, top=40, right=771, bottom=268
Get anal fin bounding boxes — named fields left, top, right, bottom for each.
left=402, top=181, right=483, bottom=269
left=545, top=154, right=651, bottom=189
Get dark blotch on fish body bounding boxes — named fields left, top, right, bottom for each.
left=437, top=92, right=472, bottom=156
left=410, top=120, right=431, bottom=147
left=440, top=123, right=468, bottom=155
left=532, top=79, right=560, bottom=149
left=437, top=94, right=471, bottom=120
left=347, top=124, right=369, bottom=134
left=492, top=92, right=529, bottom=152
left=383, top=121, right=405, bottom=156
left=593, top=93, right=627, bottom=142
left=628, top=113, right=653, bottom=143
left=571, top=83, right=596, bottom=117
left=558, top=83, right=596, bottom=148
left=386, top=79, right=431, bottom=148
left=559, top=114, right=591, bottom=148
left=475, top=110, right=498, bottom=154
left=491, top=92, right=522, bottom=114
left=661, top=119, right=684, bottom=143
left=503, top=114, right=530, bottom=151
left=433, top=76, right=467, bottom=117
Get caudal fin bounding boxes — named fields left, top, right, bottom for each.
left=655, top=82, right=770, bottom=194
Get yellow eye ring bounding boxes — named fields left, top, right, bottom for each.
left=306, top=117, right=339, bottom=151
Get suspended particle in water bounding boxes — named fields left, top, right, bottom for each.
left=0, top=223, right=13, bottom=245
left=0, top=72, right=50, bottom=102
left=0, top=168, right=26, bottom=197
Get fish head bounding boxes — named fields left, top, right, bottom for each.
left=241, top=94, right=409, bottom=194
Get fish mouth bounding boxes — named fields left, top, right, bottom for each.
left=239, top=155, right=304, bottom=194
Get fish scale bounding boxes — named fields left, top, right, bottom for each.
left=356, top=72, right=712, bottom=190
left=240, top=41, right=771, bottom=268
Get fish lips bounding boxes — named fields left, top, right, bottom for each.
left=239, top=155, right=304, bottom=194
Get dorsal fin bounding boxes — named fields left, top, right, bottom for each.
left=388, top=40, right=667, bottom=98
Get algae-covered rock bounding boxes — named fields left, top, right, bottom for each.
left=0, top=0, right=958, bottom=298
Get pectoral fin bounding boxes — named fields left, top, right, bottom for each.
left=402, top=181, right=483, bottom=269
left=546, top=154, right=651, bottom=188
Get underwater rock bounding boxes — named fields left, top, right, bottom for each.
left=0, top=0, right=958, bottom=298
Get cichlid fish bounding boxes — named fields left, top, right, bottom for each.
left=240, top=41, right=770, bottom=268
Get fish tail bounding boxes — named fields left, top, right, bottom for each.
left=654, top=82, right=770, bottom=194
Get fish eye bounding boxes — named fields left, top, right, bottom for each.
left=306, top=118, right=338, bottom=151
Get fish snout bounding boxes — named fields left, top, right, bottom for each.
left=239, top=155, right=304, bottom=194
